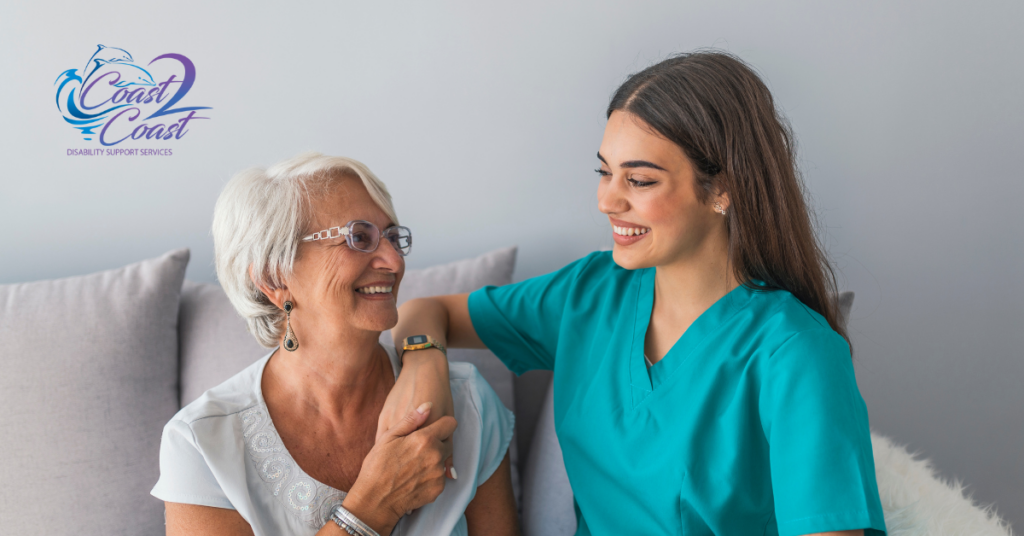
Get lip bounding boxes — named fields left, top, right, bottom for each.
left=608, top=217, right=650, bottom=246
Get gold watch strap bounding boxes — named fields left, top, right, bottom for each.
left=402, top=334, right=447, bottom=358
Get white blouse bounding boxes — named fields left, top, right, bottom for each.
left=151, top=345, right=514, bottom=536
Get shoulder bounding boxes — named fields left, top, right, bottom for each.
left=171, top=352, right=271, bottom=426
left=528, top=250, right=626, bottom=286
left=746, top=286, right=845, bottom=351
left=569, top=250, right=626, bottom=280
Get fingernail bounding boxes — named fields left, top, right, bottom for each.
left=416, top=402, right=432, bottom=415
left=450, top=466, right=458, bottom=480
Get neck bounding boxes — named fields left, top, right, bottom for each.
left=265, top=325, right=394, bottom=420
left=654, top=229, right=741, bottom=316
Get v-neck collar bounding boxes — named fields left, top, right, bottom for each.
left=627, top=268, right=758, bottom=407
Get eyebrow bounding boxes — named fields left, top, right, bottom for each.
left=596, top=152, right=668, bottom=172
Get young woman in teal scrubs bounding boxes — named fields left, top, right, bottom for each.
left=381, top=51, right=887, bottom=536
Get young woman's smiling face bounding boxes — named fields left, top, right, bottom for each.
left=597, top=110, right=728, bottom=270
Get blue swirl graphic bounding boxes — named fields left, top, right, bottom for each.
left=54, top=45, right=156, bottom=140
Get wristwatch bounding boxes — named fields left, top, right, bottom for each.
left=401, top=334, right=447, bottom=358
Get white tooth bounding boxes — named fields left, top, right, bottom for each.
left=629, top=228, right=636, bottom=236
left=613, top=226, right=620, bottom=235
left=374, top=286, right=382, bottom=293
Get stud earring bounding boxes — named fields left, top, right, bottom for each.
left=283, top=301, right=298, bottom=351
left=714, top=202, right=727, bottom=216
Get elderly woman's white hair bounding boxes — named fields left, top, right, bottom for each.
left=212, top=151, right=398, bottom=348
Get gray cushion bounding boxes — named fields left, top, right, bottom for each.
left=178, top=280, right=269, bottom=407
left=520, top=291, right=856, bottom=536
left=0, top=249, right=189, bottom=535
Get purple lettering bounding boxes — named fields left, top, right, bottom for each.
left=145, top=124, right=166, bottom=139
left=142, top=87, right=160, bottom=104
left=79, top=71, right=121, bottom=110
left=99, top=107, right=141, bottom=146
left=127, top=88, right=148, bottom=104
left=155, top=74, right=178, bottom=103
left=174, top=110, right=208, bottom=139
left=131, top=124, right=148, bottom=140
left=111, top=88, right=129, bottom=104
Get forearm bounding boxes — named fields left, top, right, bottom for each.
left=465, top=452, right=519, bottom=536
left=394, top=294, right=484, bottom=353
left=393, top=297, right=452, bottom=356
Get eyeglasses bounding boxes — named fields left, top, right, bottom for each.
left=301, top=220, right=412, bottom=256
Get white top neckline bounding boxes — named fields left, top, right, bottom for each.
left=152, top=344, right=515, bottom=536
left=242, top=345, right=404, bottom=529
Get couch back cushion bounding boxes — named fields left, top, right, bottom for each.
left=0, top=249, right=189, bottom=535
left=178, top=279, right=269, bottom=406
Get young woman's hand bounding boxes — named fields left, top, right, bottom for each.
left=344, top=403, right=458, bottom=534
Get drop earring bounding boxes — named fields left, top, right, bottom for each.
left=283, top=301, right=298, bottom=351
left=714, top=202, right=727, bottom=216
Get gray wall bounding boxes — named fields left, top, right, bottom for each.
left=1, top=0, right=1021, bottom=528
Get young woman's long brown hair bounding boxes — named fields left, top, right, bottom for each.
left=608, top=50, right=849, bottom=346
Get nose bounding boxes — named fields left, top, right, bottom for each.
left=371, top=234, right=405, bottom=273
left=598, top=173, right=629, bottom=215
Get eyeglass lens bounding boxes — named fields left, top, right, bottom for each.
left=348, top=221, right=378, bottom=252
left=348, top=222, right=412, bottom=256
left=384, top=226, right=412, bottom=255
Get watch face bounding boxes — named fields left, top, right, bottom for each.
left=408, top=335, right=428, bottom=345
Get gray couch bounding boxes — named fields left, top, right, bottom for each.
left=1, top=248, right=1013, bottom=536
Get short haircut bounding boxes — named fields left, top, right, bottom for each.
left=212, top=151, right=398, bottom=348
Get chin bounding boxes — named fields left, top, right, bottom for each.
left=348, top=307, right=399, bottom=334
left=611, top=246, right=655, bottom=271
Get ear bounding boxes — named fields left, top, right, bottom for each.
left=248, top=265, right=291, bottom=310
left=712, top=189, right=731, bottom=214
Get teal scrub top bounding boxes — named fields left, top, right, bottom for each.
left=467, top=251, right=887, bottom=536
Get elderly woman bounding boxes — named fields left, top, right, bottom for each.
left=150, top=152, right=519, bottom=536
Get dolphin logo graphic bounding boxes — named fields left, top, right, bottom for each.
left=55, top=44, right=144, bottom=140
left=85, top=60, right=157, bottom=88
left=82, top=44, right=133, bottom=81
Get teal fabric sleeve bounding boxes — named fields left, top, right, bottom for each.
left=467, top=253, right=597, bottom=374
left=759, top=328, right=887, bottom=536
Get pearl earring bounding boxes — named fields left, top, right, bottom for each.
left=283, top=301, right=298, bottom=351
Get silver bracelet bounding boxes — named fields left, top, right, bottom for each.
left=331, top=505, right=381, bottom=536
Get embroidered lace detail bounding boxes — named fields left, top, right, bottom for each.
left=241, top=406, right=346, bottom=529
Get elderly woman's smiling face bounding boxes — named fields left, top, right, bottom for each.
left=286, top=174, right=404, bottom=335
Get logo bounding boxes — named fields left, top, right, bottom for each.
left=55, top=44, right=212, bottom=153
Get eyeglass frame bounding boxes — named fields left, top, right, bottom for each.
left=300, top=220, right=413, bottom=256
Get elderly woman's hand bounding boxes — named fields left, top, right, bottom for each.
left=344, top=402, right=457, bottom=534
